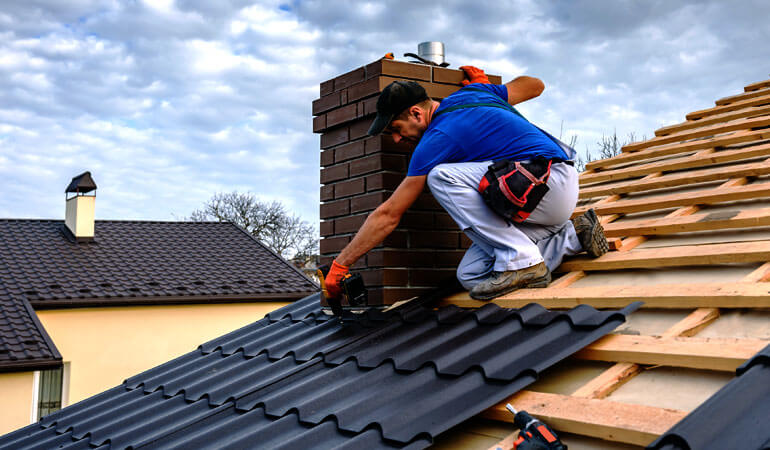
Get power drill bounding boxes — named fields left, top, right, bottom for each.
left=506, top=404, right=567, bottom=450
left=317, top=265, right=368, bottom=317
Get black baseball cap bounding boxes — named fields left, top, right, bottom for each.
left=367, top=80, right=429, bottom=136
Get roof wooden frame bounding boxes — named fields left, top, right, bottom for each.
left=452, top=77, right=770, bottom=448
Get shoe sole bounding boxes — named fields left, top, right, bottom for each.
left=584, top=209, right=609, bottom=258
left=469, top=272, right=552, bottom=301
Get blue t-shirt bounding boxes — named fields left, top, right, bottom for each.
left=407, top=83, right=569, bottom=176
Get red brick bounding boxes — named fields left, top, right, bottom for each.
left=348, top=77, right=380, bottom=102
left=360, top=268, right=409, bottom=287
left=435, top=250, right=466, bottom=267
left=410, top=268, right=456, bottom=286
left=412, top=193, right=442, bottom=211
left=320, top=149, right=334, bottom=167
left=320, top=163, right=348, bottom=184
left=319, top=235, right=350, bottom=254
left=334, top=141, right=365, bottom=162
left=312, top=93, right=340, bottom=115
left=351, top=191, right=390, bottom=213
left=365, top=134, right=413, bottom=155
left=350, top=154, right=407, bottom=177
left=409, top=231, right=458, bottom=249
left=320, top=126, right=349, bottom=149
left=366, top=172, right=403, bottom=191
left=367, top=250, right=434, bottom=268
left=319, top=198, right=349, bottom=219
left=320, top=79, right=334, bottom=96
left=334, top=178, right=365, bottom=198
left=313, top=115, right=326, bottom=133
left=326, top=103, right=358, bottom=128
left=320, top=184, right=334, bottom=201
left=381, top=230, right=408, bottom=248
left=349, top=118, right=370, bottom=140
left=340, top=89, right=348, bottom=104
left=334, top=67, right=365, bottom=91
left=334, top=214, right=366, bottom=234
left=399, top=211, right=434, bottom=229
left=361, top=96, right=378, bottom=116
left=320, top=220, right=334, bottom=237
left=434, top=212, right=458, bottom=230
left=459, top=233, right=472, bottom=249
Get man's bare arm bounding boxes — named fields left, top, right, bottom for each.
left=505, top=76, right=545, bottom=105
left=335, top=175, right=427, bottom=266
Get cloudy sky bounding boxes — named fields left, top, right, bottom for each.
left=1, top=0, right=768, bottom=226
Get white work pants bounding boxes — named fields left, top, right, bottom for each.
left=426, top=160, right=582, bottom=290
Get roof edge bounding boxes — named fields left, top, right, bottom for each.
left=21, top=297, right=62, bottom=360
left=0, top=358, right=63, bottom=374
left=29, top=291, right=318, bottom=310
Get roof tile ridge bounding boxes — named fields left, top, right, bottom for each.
left=226, top=221, right=319, bottom=288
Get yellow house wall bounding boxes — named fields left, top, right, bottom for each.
left=0, top=371, right=35, bottom=435
left=36, top=302, right=286, bottom=406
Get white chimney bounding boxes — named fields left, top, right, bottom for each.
left=64, top=171, right=97, bottom=241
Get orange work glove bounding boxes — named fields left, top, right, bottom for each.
left=324, top=260, right=349, bottom=299
left=459, top=65, right=491, bottom=86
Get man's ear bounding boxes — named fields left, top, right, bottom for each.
left=409, top=105, right=424, bottom=122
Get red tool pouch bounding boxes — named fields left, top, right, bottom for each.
left=477, top=157, right=554, bottom=223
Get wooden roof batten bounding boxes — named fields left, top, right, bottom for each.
left=443, top=77, right=770, bottom=448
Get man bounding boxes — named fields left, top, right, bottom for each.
left=325, top=66, right=607, bottom=301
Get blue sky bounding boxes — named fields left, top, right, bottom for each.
left=1, top=0, right=768, bottom=226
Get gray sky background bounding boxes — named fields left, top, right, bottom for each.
left=1, top=0, right=768, bottom=226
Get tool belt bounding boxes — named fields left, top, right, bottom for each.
left=478, top=157, right=572, bottom=223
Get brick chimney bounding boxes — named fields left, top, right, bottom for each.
left=314, top=58, right=502, bottom=306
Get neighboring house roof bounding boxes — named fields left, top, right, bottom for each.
left=648, top=343, right=770, bottom=450
left=0, top=296, right=61, bottom=372
left=1, top=220, right=317, bottom=307
left=0, top=219, right=317, bottom=372
left=0, top=293, right=639, bottom=448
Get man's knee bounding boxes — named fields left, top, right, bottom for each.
left=456, top=265, right=480, bottom=290
left=426, top=165, right=448, bottom=192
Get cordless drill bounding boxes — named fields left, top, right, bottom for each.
left=506, top=404, right=567, bottom=450
left=317, top=265, right=367, bottom=316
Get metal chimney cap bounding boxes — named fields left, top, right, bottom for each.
left=417, top=41, right=445, bottom=65
left=65, top=171, right=97, bottom=194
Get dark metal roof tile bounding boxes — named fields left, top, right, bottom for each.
left=648, top=343, right=770, bottom=450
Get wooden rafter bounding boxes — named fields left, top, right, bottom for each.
left=687, top=92, right=770, bottom=120
left=482, top=391, right=687, bottom=447
left=573, top=335, right=767, bottom=371
left=442, top=282, right=770, bottom=309
left=601, top=206, right=770, bottom=237
left=582, top=154, right=770, bottom=196
left=656, top=103, right=770, bottom=136
left=580, top=143, right=770, bottom=185
left=716, top=86, right=770, bottom=106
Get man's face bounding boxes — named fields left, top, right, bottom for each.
left=385, top=108, right=427, bottom=144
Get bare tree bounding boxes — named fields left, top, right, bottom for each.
left=573, top=130, right=645, bottom=172
left=190, top=192, right=318, bottom=263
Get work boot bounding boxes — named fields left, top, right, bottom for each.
left=572, top=208, right=609, bottom=258
left=469, top=262, right=551, bottom=301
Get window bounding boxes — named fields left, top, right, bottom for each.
left=37, top=367, right=63, bottom=418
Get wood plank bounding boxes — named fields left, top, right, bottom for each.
left=623, top=115, right=770, bottom=153
left=559, top=240, right=770, bottom=271
left=656, top=103, right=770, bottom=136
left=741, top=262, right=770, bottom=283
left=687, top=92, right=770, bottom=121
left=716, top=86, right=770, bottom=106
left=573, top=182, right=770, bottom=217
left=745, top=79, right=770, bottom=92
left=441, top=282, right=770, bottom=309
left=601, top=206, right=770, bottom=237
left=571, top=362, right=643, bottom=399
left=660, top=308, right=719, bottom=338
left=579, top=158, right=770, bottom=199
left=573, top=335, right=767, bottom=371
left=482, top=391, right=687, bottom=447
left=585, top=128, right=770, bottom=171
left=580, top=143, right=770, bottom=185
left=549, top=271, right=585, bottom=288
